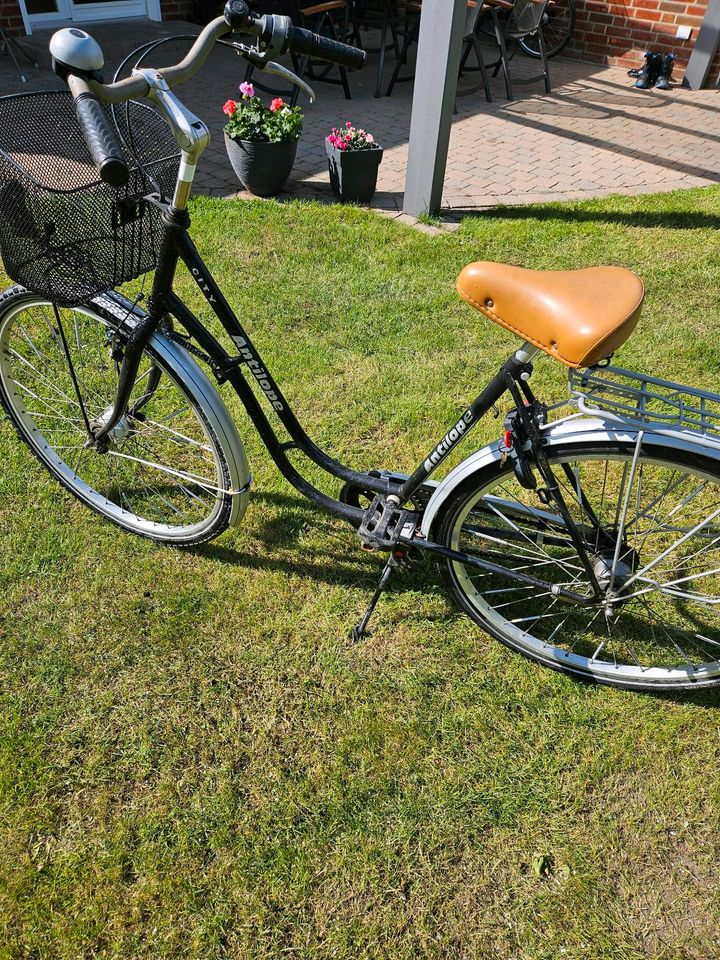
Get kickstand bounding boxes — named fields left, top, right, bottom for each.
left=351, top=552, right=403, bottom=642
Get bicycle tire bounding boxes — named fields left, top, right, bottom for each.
left=433, top=435, right=720, bottom=691
left=0, top=286, right=249, bottom=545
left=518, top=0, right=575, bottom=58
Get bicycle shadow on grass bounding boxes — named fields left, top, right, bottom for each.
left=193, top=490, right=442, bottom=596
left=194, top=495, right=720, bottom=705
left=455, top=206, right=720, bottom=231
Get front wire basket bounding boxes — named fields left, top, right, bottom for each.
left=0, top=90, right=180, bottom=307
left=569, top=364, right=720, bottom=441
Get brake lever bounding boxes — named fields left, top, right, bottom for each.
left=255, top=57, right=315, bottom=103
left=218, top=40, right=316, bottom=102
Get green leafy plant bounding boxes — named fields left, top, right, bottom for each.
left=223, top=83, right=303, bottom=143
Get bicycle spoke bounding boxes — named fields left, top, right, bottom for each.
left=447, top=444, right=720, bottom=683
left=1, top=299, right=232, bottom=537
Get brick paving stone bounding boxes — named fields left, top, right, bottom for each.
left=1, top=21, right=719, bottom=213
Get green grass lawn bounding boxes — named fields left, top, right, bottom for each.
left=3, top=187, right=720, bottom=960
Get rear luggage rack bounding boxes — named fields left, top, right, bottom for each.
left=569, top=365, right=720, bottom=440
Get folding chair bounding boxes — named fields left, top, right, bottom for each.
left=297, top=1, right=355, bottom=100
left=483, top=0, right=551, bottom=100
left=0, top=23, right=37, bottom=84
left=350, top=0, right=405, bottom=98
left=457, top=1, right=492, bottom=103
left=386, top=1, right=491, bottom=104
left=383, top=1, right=421, bottom=97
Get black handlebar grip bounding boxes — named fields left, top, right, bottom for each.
left=286, top=25, right=366, bottom=70
left=73, top=91, right=130, bottom=188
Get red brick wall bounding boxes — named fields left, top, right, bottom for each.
left=1, top=0, right=24, bottom=35
left=565, top=0, right=720, bottom=83
left=160, top=0, right=194, bottom=20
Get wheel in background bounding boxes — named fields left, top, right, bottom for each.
left=435, top=438, right=720, bottom=690
left=518, top=0, right=575, bottom=58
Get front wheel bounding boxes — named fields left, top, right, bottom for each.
left=434, top=437, right=720, bottom=690
left=0, top=289, right=249, bottom=545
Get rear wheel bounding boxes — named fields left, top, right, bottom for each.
left=435, top=438, right=720, bottom=690
left=518, top=0, right=575, bottom=58
left=0, top=291, right=247, bottom=545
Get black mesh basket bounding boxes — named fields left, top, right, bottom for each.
left=0, top=90, right=180, bottom=307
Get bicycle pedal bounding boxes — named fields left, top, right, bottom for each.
left=358, top=495, right=419, bottom=550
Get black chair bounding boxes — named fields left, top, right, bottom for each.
left=0, top=23, right=37, bottom=83
left=386, top=1, right=491, bottom=104
left=457, top=1, right=492, bottom=104
left=383, top=1, right=421, bottom=97
left=482, top=0, right=551, bottom=100
left=243, top=0, right=355, bottom=103
left=350, top=0, right=405, bottom=98
left=297, top=1, right=356, bottom=100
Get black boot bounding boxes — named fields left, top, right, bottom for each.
left=634, top=51, right=661, bottom=89
left=655, top=53, right=676, bottom=90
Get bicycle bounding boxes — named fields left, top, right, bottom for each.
left=518, top=0, right=575, bottom=59
left=0, top=1, right=719, bottom=692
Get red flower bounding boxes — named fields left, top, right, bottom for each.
left=223, top=99, right=237, bottom=116
left=270, top=97, right=284, bottom=113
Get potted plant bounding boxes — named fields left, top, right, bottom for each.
left=325, top=123, right=383, bottom=204
left=223, top=82, right=303, bottom=197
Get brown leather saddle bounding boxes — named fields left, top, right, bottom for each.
left=456, top=261, right=645, bottom=368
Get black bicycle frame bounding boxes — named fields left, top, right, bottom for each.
left=155, top=219, right=532, bottom=520
left=98, top=205, right=602, bottom=603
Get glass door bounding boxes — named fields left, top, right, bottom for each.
left=23, top=0, right=71, bottom=25
left=23, top=0, right=149, bottom=26
left=68, top=0, right=148, bottom=21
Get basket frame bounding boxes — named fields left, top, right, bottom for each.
left=0, top=89, right=180, bottom=307
left=569, top=364, right=720, bottom=443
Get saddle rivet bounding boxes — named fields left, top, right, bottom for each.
left=485, top=298, right=494, bottom=308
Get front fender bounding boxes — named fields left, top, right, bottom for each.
left=419, top=414, right=715, bottom=538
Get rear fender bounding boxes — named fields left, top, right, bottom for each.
left=419, top=414, right=718, bottom=539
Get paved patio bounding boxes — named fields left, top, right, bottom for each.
left=2, top=20, right=720, bottom=215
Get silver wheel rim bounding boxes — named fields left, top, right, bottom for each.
left=0, top=297, right=229, bottom=540
left=449, top=448, right=720, bottom=686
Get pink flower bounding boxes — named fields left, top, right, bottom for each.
left=327, top=134, right=338, bottom=146
left=337, top=140, right=347, bottom=151
left=270, top=97, right=284, bottom=113
left=346, top=121, right=352, bottom=127
left=222, top=99, right=237, bottom=116
left=366, top=133, right=375, bottom=143
left=239, top=81, right=255, bottom=98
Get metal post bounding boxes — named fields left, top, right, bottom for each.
left=402, top=0, right=466, bottom=217
left=684, top=0, right=720, bottom=89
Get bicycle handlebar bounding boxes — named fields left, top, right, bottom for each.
left=61, top=2, right=364, bottom=183
left=284, top=23, right=366, bottom=70
left=67, top=75, right=131, bottom=187
left=65, top=2, right=365, bottom=106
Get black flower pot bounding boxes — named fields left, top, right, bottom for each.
left=325, top=139, right=383, bottom=203
left=224, top=135, right=298, bottom=197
